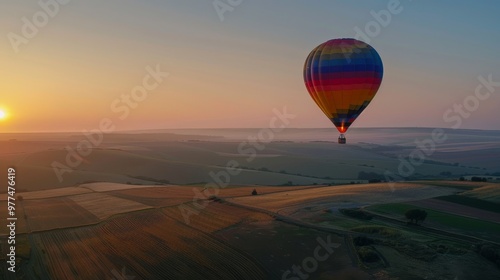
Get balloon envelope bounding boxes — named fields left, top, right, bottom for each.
left=303, top=38, right=383, bottom=133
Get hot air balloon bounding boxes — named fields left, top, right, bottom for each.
left=303, top=38, right=383, bottom=144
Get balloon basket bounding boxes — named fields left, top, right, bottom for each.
left=338, top=134, right=346, bottom=144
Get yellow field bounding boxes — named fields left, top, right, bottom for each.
left=462, top=183, right=500, bottom=203
left=231, top=183, right=459, bottom=213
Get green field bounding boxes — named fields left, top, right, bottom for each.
left=367, top=203, right=500, bottom=234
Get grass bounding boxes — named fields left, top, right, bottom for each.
left=367, top=203, right=500, bottom=234
left=351, top=225, right=402, bottom=238
left=317, top=215, right=372, bottom=230
left=317, top=212, right=443, bottom=243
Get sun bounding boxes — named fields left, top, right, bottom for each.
left=0, top=110, right=7, bottom=120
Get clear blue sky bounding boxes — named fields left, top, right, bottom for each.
left=1, top=0, right=499, bottom=131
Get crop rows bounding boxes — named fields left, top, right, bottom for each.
left=33, top=210, right=267, bottom=279
left=164, top=202, right=272, bottom=233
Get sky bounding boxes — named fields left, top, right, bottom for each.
left=0, top=0, right=499, bottom=132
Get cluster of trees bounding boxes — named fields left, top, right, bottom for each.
left=471, top=176, right=488, bottom=182
left=459, top=176, right=489, bottom=182
left=405, top=209, right=428, bottom=224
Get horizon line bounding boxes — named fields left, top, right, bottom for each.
left=1, top=126, right=500, bottom=134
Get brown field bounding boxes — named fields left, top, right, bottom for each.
left=69, top=193, right=151, bottom=219
left=33, top=210, right=268, bottom=279
left=163, top=202, right=272, bottom=233
left=216, top=220, right=362, bottom=279
left=408, top=198, right=500, bottom=223
left=22, top=197, right=99, bottom=232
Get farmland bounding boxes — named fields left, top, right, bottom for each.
left=0, top=180, right=498, bottom=279
left=163, top=202, right=273, bottom=233
left=0, top=187, right=92, bottom=201
left=30, top=211, right=268, bottom=279
left=0, top=128, right=499, bottom=279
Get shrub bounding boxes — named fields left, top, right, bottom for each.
left=480, top=246, right=498, bottom=262
left=358, top=246, right=380, bottom=263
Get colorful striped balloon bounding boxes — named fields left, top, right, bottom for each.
left=303, top=38, right=383, bottom=134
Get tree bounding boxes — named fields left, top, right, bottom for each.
left=405, top=209, right=428, bottom=225
left=471, top=176, right=485, bottom=182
